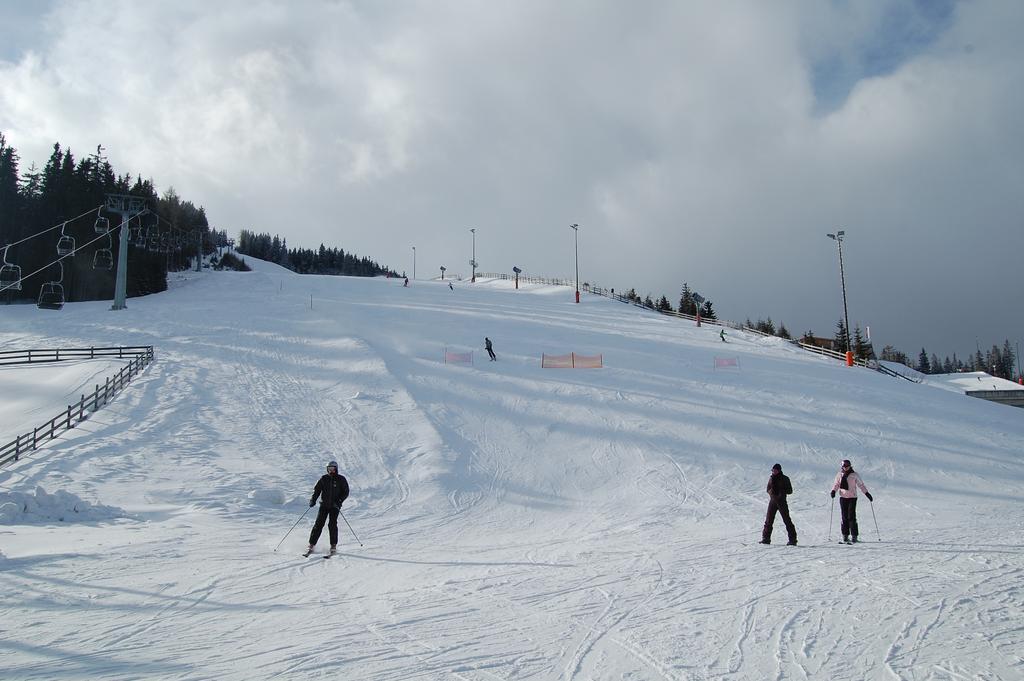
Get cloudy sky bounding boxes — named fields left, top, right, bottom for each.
left=2, top=0, right=1022, bottom=361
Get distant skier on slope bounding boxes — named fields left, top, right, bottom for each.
left=720, top=329, right=727, bottom=342
left=830, top=459, right=873, bottom=544
left=403, top=276, right=409, bottom=287
left=305, top=460, right=349, bottom=556
left=485, top=337, right=496, bottom=361
left=449, top=281, right=454, bottom=291
left=761, top=463, right=797, bottom=545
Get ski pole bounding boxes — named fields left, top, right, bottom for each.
left=869, top=499, right=880, bottom=542
left=339, top=509, right=363, bottom=547
left=274, top=506, right=312, bottom=552
left=828, top=495, right=835, bottom=541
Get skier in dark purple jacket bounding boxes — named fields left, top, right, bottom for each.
left=306, top=461, right=349, bottom=556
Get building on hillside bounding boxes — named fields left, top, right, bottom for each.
left=800, top=335, right=839, bottom=351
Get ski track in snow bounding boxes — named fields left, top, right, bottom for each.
left=1, top=263, right=1023, bottom=680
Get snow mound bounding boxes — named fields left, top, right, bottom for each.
left=247, top=488, right=288, bottom=505
left=0, top=486, right=127, bottom=524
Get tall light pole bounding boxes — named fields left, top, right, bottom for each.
left=412, top=246, right=416, bottom=281
left=570, top=223, right=579, bottom=303
left=470, top=228, right=477, bottom=282
left=826, top=230, right=851, bottom=354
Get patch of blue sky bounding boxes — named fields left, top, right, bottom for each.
left=810, top=0, right=957, bottom=114
left=0, top=1, right=55, bottom=63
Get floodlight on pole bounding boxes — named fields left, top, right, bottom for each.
left=570, top=223, right=579, bottom=303
left=826, top=230, right=851, bottom=358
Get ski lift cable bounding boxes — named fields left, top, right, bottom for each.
left=1, top=204, right=104, bottom=249
left=149, top=208, right=202, bottom=239
left=0, top=216, right=143, bottom=293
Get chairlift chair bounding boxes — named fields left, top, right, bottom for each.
left=0, top=245, right=22, bottom=291
left=94, top=212, right=110, bottom=234
left=37, top=282, right=65, bottom=310
left=93, top=248, right=114, bottom=270
left=57, top=235, right=75, bottom=256
left=57, top=223, right=76, bottom=256
left=37, top=260, right=65, bottom=310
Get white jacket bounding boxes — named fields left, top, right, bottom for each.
left=831, top=470, right=869, bottom=499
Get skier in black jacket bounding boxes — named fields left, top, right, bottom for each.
left=761, top=463, right=798, bottom=545
left=306, top=460, right=349, bottom=556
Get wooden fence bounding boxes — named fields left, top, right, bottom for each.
left=0, top=345, right=154, bottom=366
left=0, top=346, right=155, bottom=469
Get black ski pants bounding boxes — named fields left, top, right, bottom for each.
left=309, top=505, right=339, bottom=546
left=839, top=497, right=859, bottom=539
left=762, top=497, right=797, bottom=543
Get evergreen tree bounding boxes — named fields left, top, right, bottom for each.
left=678, top=283, right=696, bottom=315
left=777, top=323, right=791, bottom=340
left=19, top=162, right=42, bottom=199
left=1001, top=340, right=1016, bottom=379
left=700, top=300, right=717, bottom=321
left=930, top=353, right=942, bottom=375
left=917, top=348, right=931, bottom=374
left=0, top=132, right=19, bottom=241
left=834, top=318, right=850, bottom=353
left=853, top=325, right=868, bottom=360
left=643, top=294, right=655, bottom=309
left=657, top=295, right=672, bottom=312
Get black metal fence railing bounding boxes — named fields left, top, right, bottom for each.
left=0, top=346, right=155, bottom=469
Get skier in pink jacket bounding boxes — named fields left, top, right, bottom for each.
left=830, top=459, right=873, bottom=543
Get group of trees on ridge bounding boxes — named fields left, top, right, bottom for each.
left=883, top=342, right=1018, bottom=379
left=235, top=230, right=398, bottom=278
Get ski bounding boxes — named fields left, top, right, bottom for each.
left=303, top=549, right=314, bottom=557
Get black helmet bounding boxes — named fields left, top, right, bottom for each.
left=326, top=460, right=338, bottom=471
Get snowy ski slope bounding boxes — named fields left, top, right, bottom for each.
left=1, top=256, right=1022, bottom=680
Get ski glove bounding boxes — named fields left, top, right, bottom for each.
left=865, top=492, right=873, bottom=502
left=309, top=500, right=316, bottom=507
left=830, top=490, right=836, bottom=498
